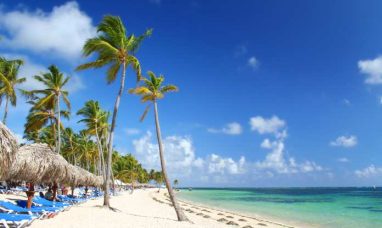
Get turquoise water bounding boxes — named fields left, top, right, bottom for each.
left=178, top=188, right=382, bottom=227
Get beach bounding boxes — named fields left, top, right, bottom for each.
left=23, top=189, right=293, bottom=228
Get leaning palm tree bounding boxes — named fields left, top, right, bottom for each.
left=0, top=58, right=26, bottom=124
left=76, top=15, right=152, bottom=207
left=27, top=65, right=70, bottom=154
left=129, top=71, right=188, bottom=221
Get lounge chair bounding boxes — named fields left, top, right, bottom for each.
left=0, top=201, right=59, bottom=218
left=57, top=195, right=86, bottom=204
left=0, top=212, right=36, bottom=228
left=32, top=197, right=70, bottom=208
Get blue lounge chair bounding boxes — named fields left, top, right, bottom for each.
left=15, top=200, right=65, bottom=213
left=0, top=201, right=59, bottom=218
left=57, top=195, right=86, bottom=204
left=0, top=212, right=36, bottom=228
left=32, top=197, right=70, bottom=208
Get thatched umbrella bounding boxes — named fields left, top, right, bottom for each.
left=9, top=143, right=70, bottom=184
left=64, top=163, right=103, bottom=196
left=0, top=121, right=18, bottom=180
left=9, top=143, right=71, bottom=208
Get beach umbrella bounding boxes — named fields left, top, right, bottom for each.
left=9, top=143, right=71, bottom=208
left=9, top=143, right=71, bottom=184
left=65, top=164, right=103, bottom=187
left=0, top=122, right=19, bottom=180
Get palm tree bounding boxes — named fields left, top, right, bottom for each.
left=76, top=15, right=152, bottom=207
left=0, top=58, right=26, bottom=124
left=153, top=171, right=163, bottom=191
left=173, top=179, right=179, bottom=190
left=24, top=99, right=70, bottom=147
left=77, top=100, right=109, bottom=180
left=129, top=71, right=188, bottom=221
left=27, top=65, right=70, bottom=154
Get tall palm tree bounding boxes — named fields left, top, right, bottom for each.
left=27, top=65, right=70, bottom=154
left=0, top=58, right=26, bottom=124
left=76, top=15, right=152, bottom=207
left=77, top=100, right=109, bottom=180
left=129, top=71, right=188, bottom=221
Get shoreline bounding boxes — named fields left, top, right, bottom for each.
left=153, top=190, right=312, bottom=228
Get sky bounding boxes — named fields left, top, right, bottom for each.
left=0, top=0, right=382, bottom=187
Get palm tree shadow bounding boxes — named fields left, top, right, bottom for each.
left=93, top=205, right=121, bottom=212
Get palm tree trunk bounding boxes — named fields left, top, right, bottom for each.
left=95, top=125, right=106, bottom=182
left=104, top=62, right=127, bottom=207
left=153, top=100, right=188, bottom=221
left=56, top=94, right=61, bottom=154
left=2, top=96, right=9, bottom=124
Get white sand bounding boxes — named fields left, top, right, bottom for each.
left=23, top=189, right=297, bottom=228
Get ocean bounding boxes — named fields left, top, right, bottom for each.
left=177, top=187, right=382, bottom=228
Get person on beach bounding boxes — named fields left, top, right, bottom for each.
left=45, top=189, right=53, bottom=200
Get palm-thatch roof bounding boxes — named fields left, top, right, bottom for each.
left=8, top=143, right=70, bottom=184
left=65, top=164, right=103, bottom=187
left=0, top=122, right=19, bottom=180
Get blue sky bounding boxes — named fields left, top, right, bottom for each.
left=1, top=0, right=382, bottom=187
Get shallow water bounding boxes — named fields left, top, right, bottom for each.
left=178, top=187, right=382, bottom=228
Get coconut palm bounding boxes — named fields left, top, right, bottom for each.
left=24, top=103, right=69, bottom=147
left=76, top=15, right=152, bottom=207
left=0, top=58, right=26, bottom=125
left=129, top=71, right=188, bottom=221
left=77, top=100, right=109, bottom=180
left=27, top=65, right=70, bottom=154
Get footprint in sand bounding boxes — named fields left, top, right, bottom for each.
left=217, top=218, right=228, bottom=223
left=226, top=215, right=234, bottom=218
left=218, top=213, right=224, bottom=216
left=203, top=215, right=210, bottom=218
left=242, top=226, right=253, bottom=228
left=196, top=213, right=204, bottom=216
left=226, top=221, right=239, bottom=226
left=238, top=218, right=247, bottom=222
left=257, top=223, right=267, bottom=226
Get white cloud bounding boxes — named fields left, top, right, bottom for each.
left=133, top=131, right=202, bottom=175
left=207, top=122, right=242, bottom=135
left=207, top=154, right=246, bottom=175
left=247, top=56, right=258, bottom=70
left=355, top=165, right=382, bottom=178
left=124, top=128, right=141, bottom=136
left=132, top=131, right=247, bottom=183
left=0, top=1, right=96, bottom=61
left=250, top=115, right=286, bottom=135
left=338, top=157, right=349, bottom=163
left=358, top=56, right=382, bottom=84
left=330, top=135, right=357, bottom=148
left=253, top=116, right=323, bottom=174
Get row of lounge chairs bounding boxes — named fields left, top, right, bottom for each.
left=0, top=189, right=103, bottom=228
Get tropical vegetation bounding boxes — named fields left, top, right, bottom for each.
left=0, top=13, right=187, bottom=223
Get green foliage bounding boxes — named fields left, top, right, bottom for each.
left=76, top=15, right=152, bottom=83
left=129, top=71, right=178, bottom=121
left=112, top=153, right=150, bottom=183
